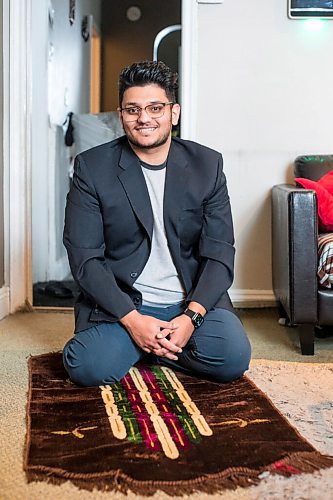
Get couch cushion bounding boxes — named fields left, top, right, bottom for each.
left=294, top=155, right=333, bottom=181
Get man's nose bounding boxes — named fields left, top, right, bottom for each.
left=137, top=108, right=151, bottom=123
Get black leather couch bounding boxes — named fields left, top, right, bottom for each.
left=272, top=155, right=333, bottom=355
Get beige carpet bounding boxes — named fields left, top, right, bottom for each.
left=0, top=309, right=333, bottom=499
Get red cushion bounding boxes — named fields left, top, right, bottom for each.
left=295, top=176, right=333, bottom=231
left=317, top=169, right=333, bottom=195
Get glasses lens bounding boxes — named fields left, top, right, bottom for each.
left=122, top=107, right=139, bottom=122
left=146, top=104, right=165, bottom=118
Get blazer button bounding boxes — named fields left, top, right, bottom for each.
left=130, top=272, right=138, bottom=278
left=133, top=297, right=140, bottom=305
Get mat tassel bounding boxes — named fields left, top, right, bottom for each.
left=268, top=451, right=333, bottom=477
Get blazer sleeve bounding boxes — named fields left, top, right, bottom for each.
left=63, top=154, right=135, bottom=320
left=186, top=154, right=235, bottom=311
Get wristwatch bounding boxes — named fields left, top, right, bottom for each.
left=183, top=308, right=204, bottom=329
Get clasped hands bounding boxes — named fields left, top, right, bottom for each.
left=120, top=309, right=194, bottom=360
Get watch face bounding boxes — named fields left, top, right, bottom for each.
left=192, top=313, right=204, bottom=328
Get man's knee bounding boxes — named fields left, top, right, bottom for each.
left=211, top=328, right=251, bottom=383
left=190, top=308, right=252, bottom=383
left=211, top=344, right=251, bottom=383
left=63, top=337, right=121, bottom=387
left=190, top=339, right=251, bottom=383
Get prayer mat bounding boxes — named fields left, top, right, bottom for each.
left=24, top=353, right=333, bottom=496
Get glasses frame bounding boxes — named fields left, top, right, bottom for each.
left=119, top=102, right=174, bottom=122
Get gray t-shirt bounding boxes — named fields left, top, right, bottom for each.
left=134, top=160, right=185, bottom=307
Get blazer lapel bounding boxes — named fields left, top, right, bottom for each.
left=117, top=143, right=153, bottom=241
left=163, top=140, right=189, bottom=254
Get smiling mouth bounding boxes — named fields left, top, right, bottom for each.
left=136, top=127, right=157, bottom=134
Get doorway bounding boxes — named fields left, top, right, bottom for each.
left=3, top=0, right=198, bottom=314
left=31, top=0, right=183, bottom=308
left=90, top=21, right=101, bottom=114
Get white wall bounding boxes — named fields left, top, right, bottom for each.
left=48, top=0, right=101, bottom=125
left=0, top=0, right=9, bottom=320
left=32, top=0, right=102, bottom=283
left=196, top=1, right=333, bottom=303
left=0, top=0, right=4, bottom=288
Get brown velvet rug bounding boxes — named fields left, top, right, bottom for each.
left=24, top=353, right=333, bottom=495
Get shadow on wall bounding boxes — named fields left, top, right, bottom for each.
left=234, top=193, right=272, bottom=292
left=286, top=162, right=296, bottom=184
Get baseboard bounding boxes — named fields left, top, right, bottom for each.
left=0, top=286, right=276, bottom=317
left=229, top=289, right=277, bottom=308
left=0, top=286, right=10, bottom=320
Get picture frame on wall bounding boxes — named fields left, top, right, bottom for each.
left=288, top=0, right=333, bottom=18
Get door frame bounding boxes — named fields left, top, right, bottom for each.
left=3, top=0, right=198, bottom=313
left=3, top=0, right=32, bottom=313
left=90, top=17, right=102, bottom=114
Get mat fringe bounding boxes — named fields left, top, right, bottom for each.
left=25, top=451, right=333, bottom=496
left=267, top=451, right=333, bottom=477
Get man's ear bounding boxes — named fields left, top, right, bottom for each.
left=117, top=108, right=124, bottom=129
left=171, top=103, right=181, bottom=126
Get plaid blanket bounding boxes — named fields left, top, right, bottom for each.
left=318, top=233, right=333, bottom=288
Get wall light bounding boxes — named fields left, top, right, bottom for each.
left=303, top=18, right=325, bottom=31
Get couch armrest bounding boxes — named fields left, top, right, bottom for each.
left=272, top=184, right=318, bottom=324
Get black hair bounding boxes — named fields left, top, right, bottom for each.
left=118, top=61, right=178, bottom=106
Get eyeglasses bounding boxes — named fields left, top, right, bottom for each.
left=119, top=102, right=174, bottom=122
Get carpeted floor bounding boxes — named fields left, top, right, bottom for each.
left=0, top=308, right=333, bottom=499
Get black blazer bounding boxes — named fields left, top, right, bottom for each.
left=63, top=136, right=235, bottom=332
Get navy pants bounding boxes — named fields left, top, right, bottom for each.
left=63, top=303, right=251, bottom=387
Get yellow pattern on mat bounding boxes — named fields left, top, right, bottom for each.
left=160, top=366, right=213, bottom=436
left=51, top=426, right=97, bottom=439
left=100, top=385, right=126, bottom=439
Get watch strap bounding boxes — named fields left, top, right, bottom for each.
left=183, top=308, right=204, bottom=328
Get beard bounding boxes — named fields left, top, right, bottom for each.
left=126, top=130, right=171, bottom=150
left=122, top=117, right=173, bottom=151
